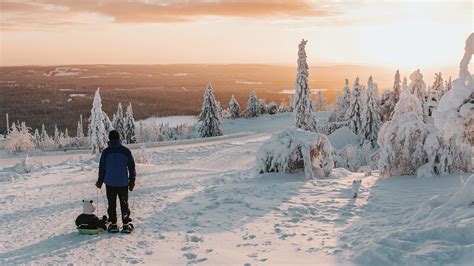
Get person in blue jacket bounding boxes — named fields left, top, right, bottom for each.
left=95, top=130, right=136, bottom=233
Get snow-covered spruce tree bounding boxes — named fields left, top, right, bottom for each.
left=315, top=90, right=328, bottom=111
left=408, top=69, right=427, bottom=104
left=379, top=89, right=394, bottom=122
left=103, top=111, right=113, bottom=134
left=443, top=76, right=452, bottom=96
left=198, top=83, right=223, bottom=138
left=433, top=33, right=474, bottom=173
left=39, top=124, right=53, bottom=149
left=33, top=128, right=40, bottom=147
left=266, top=101, right=278, bottom=115
left=112, top=102, right=125, bottom=140
left=77, top=120, right=84, bottom=139
left=335, top=79, right=351, bottom=121
left=258, top=98, right=267, bottom=115
left=53, top=125, right=60, bottom=146
left=89, top=88, right=107, bottom=154
left=243, top=90, right=261, bottom=118
left=392, top=70, right=402, bottom=105
left=124, top=103, right=136, bottom=144
left=361, top=76, right=382, bottom=147
left=431, top=72, right=444, bottom=97
left=229, top=94, right=241, bottom=119
left=378, top=85, right=429, bottom=177
left=278, top=101, right=289, bottom=113
left=293, top=39, right=317, bottom=131
left=345, top=77, right=363, bottom=135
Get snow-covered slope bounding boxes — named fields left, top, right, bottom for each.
left=0, top=114, right=472, bottom=265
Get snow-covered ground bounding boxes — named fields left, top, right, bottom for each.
left=0, top=113, right=472, bottom=265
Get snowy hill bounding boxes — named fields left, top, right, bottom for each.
left=0, top=113, right=473, bottom=265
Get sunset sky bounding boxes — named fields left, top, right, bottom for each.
left=0, top=0, right=472, bottom=69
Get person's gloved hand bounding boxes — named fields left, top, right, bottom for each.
left=95, top=181, right=103, bottom=189
left=129, top=182, right=135, bottom=191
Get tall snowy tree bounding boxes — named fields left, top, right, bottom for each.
left=392, top=70, right=402, bottom=105
left=315, top=90, right=328, bottom=111
left=293, top=39, right=317, bottom=131
left=443, top=76, right=452, bottom=96
left=335, top=79, right=351, bottom=121
left=77, top=119, right=84, bottom=139
left=229, top=94, right=241, bottom=119
left=89, top=88, right=107, bottom=154
left=361, top=76, right=382, bottom=147
left=380, top=89, right=394, bottom=122
left=103, top=111, right=113, bottom=134
left=124, top=103, right=136, bottom=144
left=243, top=90, right=261, bottom=118
left=431, top=72, right=444, bottom=96
left=33, top=128, right=40, bottom=147
left=408, top=69, right=427, bottom=103
left=112, top=103, right=125, bottom=140
left=345, top=77, right=364, bottom=135
left=198, top=83, right=223, bottom=138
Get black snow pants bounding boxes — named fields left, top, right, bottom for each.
left=106, top=185, right=131, bottom=224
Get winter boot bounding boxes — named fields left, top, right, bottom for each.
left=121, top=223, right=134, bottom=234
left=107, top=223, right=119, bottom=233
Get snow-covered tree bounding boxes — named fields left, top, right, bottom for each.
left=433, top=33, right=473, bottom=173
left=335, top=79, right=351, bottom=120
left=345, top=77, right=363, bottom=135
left=278, top=101, right=289, bottom=113
left=229, top=95, right=240, bottom=119
left=266, top=101, right=278, bottom=115
left=293, top=39, right=317, bottom=131
left=198, top=83, right=223, bottom=138
left=124, top=103, right=136, bottom=144
left=378, top=85, right=428, bottom=176
left=431, top=72, right=444, bottom=96
left=408, top=69, right=427, bottom=104
left=33, top=128, right=40, bottom=147
left=103, top=111, right=113, bottom=134
left=443, top=76, right=452, bottom=96
left=315, top=90, right=328, bottom=111
left=379, top=89, right=394, bottom=122
left=258, top=98, right=267, bottom=115
left=89, top=88, right=107, bottom=154
left=53, top=125, right=60, bottom=145
left=361, top=76, right=382, bottom=147
left=392, top=70, right=402, bottom=105
left=5, top=122, right=35, bottom=152
left=256, top=127, right=334, bottom=179
left=243, top=90, right=261, bottom=118
left=112, top=103, right=125, bottom=140
left=77, top=119, right=84, bottom=139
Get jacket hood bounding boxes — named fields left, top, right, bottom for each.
left=108, top=139, right=122, bottom=147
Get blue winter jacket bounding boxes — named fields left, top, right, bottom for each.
left=98, top=140, right=136, bottom=187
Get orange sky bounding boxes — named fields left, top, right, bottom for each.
left=0, top=0, right=472, bottom=69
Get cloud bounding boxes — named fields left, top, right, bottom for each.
left=0, top=0, right=340, bottom=31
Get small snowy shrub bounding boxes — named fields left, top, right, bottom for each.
left=14, top=155, right=43, bottom=174
left=5, top=122, right=35, bottom=152
left=256, top=127, right=334, bottom=179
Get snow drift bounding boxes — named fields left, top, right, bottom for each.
left=256, top=127, right=334, bottom=179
